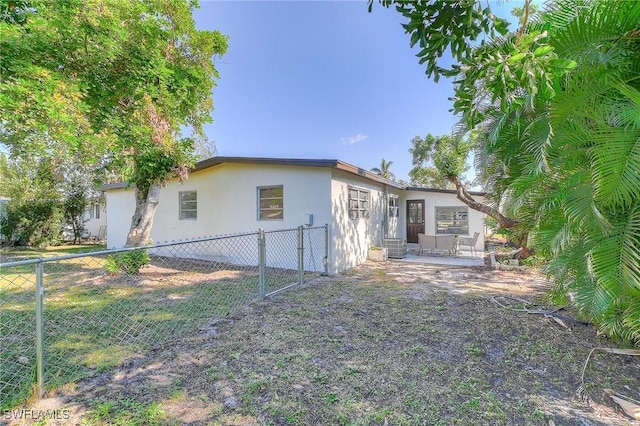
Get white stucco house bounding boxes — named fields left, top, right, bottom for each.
left=103, top=156, right=486, bottom=274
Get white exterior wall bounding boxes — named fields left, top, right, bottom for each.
left=399, top=190, right=486, bottom=252
left=329, top=170, right=390, bottom=273
left=387, top=189, right=402, bottom=239
left=104, top=162, right=486, bottom=274
left=105, top=164, right=332, bottom=271
left=106, top=188, right=136, bottom=248
left=83, top=205, right=107, bottom=237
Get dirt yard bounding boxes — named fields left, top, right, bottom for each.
left=10, top=261, right=640, bottom=425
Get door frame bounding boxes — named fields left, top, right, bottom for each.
left=406, top=199, right=425, bottom=243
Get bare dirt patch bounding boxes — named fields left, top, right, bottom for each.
left=12, top=261, right=640, bottom=425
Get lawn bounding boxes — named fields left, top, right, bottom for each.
left=1, top=244, right=308, bottom=412
left=9, top=260, right=639, bottom=425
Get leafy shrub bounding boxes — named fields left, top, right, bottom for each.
left=105, top=250, right=150, bottom=274
left=1, top=200, right=63, bottom=247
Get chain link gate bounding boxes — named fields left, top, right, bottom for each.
left=0, top=225, right=328, bottom=410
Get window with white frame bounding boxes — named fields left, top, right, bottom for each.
left=348, top=187, right=370, bottom=219
left=389, top=194, right=399, bottom=218
left=258, top=186, right=283, bottom=220
left=179, top=191, right=197, bottom=220
left=435, top=206, right=468, bottom=235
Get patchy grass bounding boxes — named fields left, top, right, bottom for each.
left=11, top=261, right=638, bottom=425
left=1, top=248, right=310, bottom=412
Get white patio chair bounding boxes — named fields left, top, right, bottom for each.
left=457, top=232, right=479, bottom=256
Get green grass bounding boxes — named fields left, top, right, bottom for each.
left=1, top=250, right=314, bottom=411
left=83, top=398, right=167, bottom=426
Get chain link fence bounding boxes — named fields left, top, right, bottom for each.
left=0, top=225, right=327, bottom=410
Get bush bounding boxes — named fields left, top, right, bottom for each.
left=1, top=200, right=63, bottom=247
left=105, top=250, right=150, bottom=274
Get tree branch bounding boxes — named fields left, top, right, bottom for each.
left=450, top=176, right=518, bottom=229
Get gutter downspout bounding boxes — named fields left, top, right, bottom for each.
left=383, top=185, right=389, bottom=244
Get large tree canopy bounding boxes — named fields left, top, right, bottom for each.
left=377, top=0, right=640, bottom=346
left=0, top=0, right=228, bottom=246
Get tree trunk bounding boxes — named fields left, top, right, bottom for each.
left=449, top=176, right=533, bottom=258
left=125, top=183, right=161, bottom=247
left=450, top=177, right=518, bottom=229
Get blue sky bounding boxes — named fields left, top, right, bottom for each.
left=194, top=1, right=521, bottom=183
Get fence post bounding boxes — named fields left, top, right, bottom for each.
left=297, top=226, right=304, bottom=285
left=35, top=260, right=45, bottom=398
left=258, top=229, right=266, bottom=301
left=323, top=224, right=329, bottom=275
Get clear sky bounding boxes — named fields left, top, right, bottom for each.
left=194, top=1, right=521, bottom=183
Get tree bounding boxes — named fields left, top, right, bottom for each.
left=58, top=161, right=103, bottom=244
left=408, top=134, right=517, bottom=229
left=376, top=0, right=640, bottom=345
left=371, top=158, right=395, bottom=180
left=0, top=0, right=228, bottom=247
left=408, top=135, right=457, bottom=190
left=0, top=155, right=63, bottom=247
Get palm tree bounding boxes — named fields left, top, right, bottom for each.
left=460, top=0, right=640, bottom=345
left=371, top=158, right=395, bottom=181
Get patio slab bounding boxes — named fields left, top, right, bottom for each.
left=395, top=253, right=485, bottom=267
left=396, top=243, right=486, bottom=267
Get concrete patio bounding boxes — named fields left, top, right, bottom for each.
left=395, top=243, right=486, bottom=267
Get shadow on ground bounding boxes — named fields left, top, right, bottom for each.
left=10, top=261, right=640, bottom=426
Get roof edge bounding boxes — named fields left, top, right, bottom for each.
left=193, top=156, right=339, bottom=172
left=405, top=186, right=486, bottom=196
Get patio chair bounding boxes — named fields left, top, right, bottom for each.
left=418, top=233, right=436, bottom=255
left=457, top=232, right=479, bottom=256
left=96, top=226, right=106, bottom=243
left=436, top=235, right=457, bottom=256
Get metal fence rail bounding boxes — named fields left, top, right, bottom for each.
left=0, top=225, right=328, bottom=410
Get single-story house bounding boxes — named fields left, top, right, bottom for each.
left=83, top=200, right=106, bottom=240
left=104, top=156, right=486, bottom=274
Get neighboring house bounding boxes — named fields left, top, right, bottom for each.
left=83, top=200, right=106, bottom=239
left=103, top=157, right=486, bottom=274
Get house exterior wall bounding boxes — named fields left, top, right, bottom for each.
left=387, top=188, right=402, bottom=238
left=105, top=161, right=485, bottom=275
left=329, top=170, right=396, bottom=273
left=83, top=204, right=107, bottom=237
left=106, top=164, right=332, bottom=271
left=105, top=188, right=135, bottom=247
left=399, top=190, right=486, bottom=252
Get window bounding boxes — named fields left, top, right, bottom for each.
left=389, top=194, right=399, bottom=218
left=179, top=191, right=197, bottom=220
left=436, top=206, right=468, bottom=235
left=258, top=186, right=283, bottom=220
left=86, top=202, right=101, bottom=220
left=348, top=187, right=370, bottom=219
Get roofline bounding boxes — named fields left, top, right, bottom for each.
left=192, top=156, right=340, bottom=172
left=405, top=186, right=486, bottom=196
left=193, top=156, right=403, bottom=188
left=101, top=182, right=130, bottom=190
left=101, top=157, right=475, bottom=193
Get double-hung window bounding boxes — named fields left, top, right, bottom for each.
left=258, top=186, right=284, bottom=220
left=348, top=187, right=370, bottom=219
left=179, top=191, right=197, bottom=220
